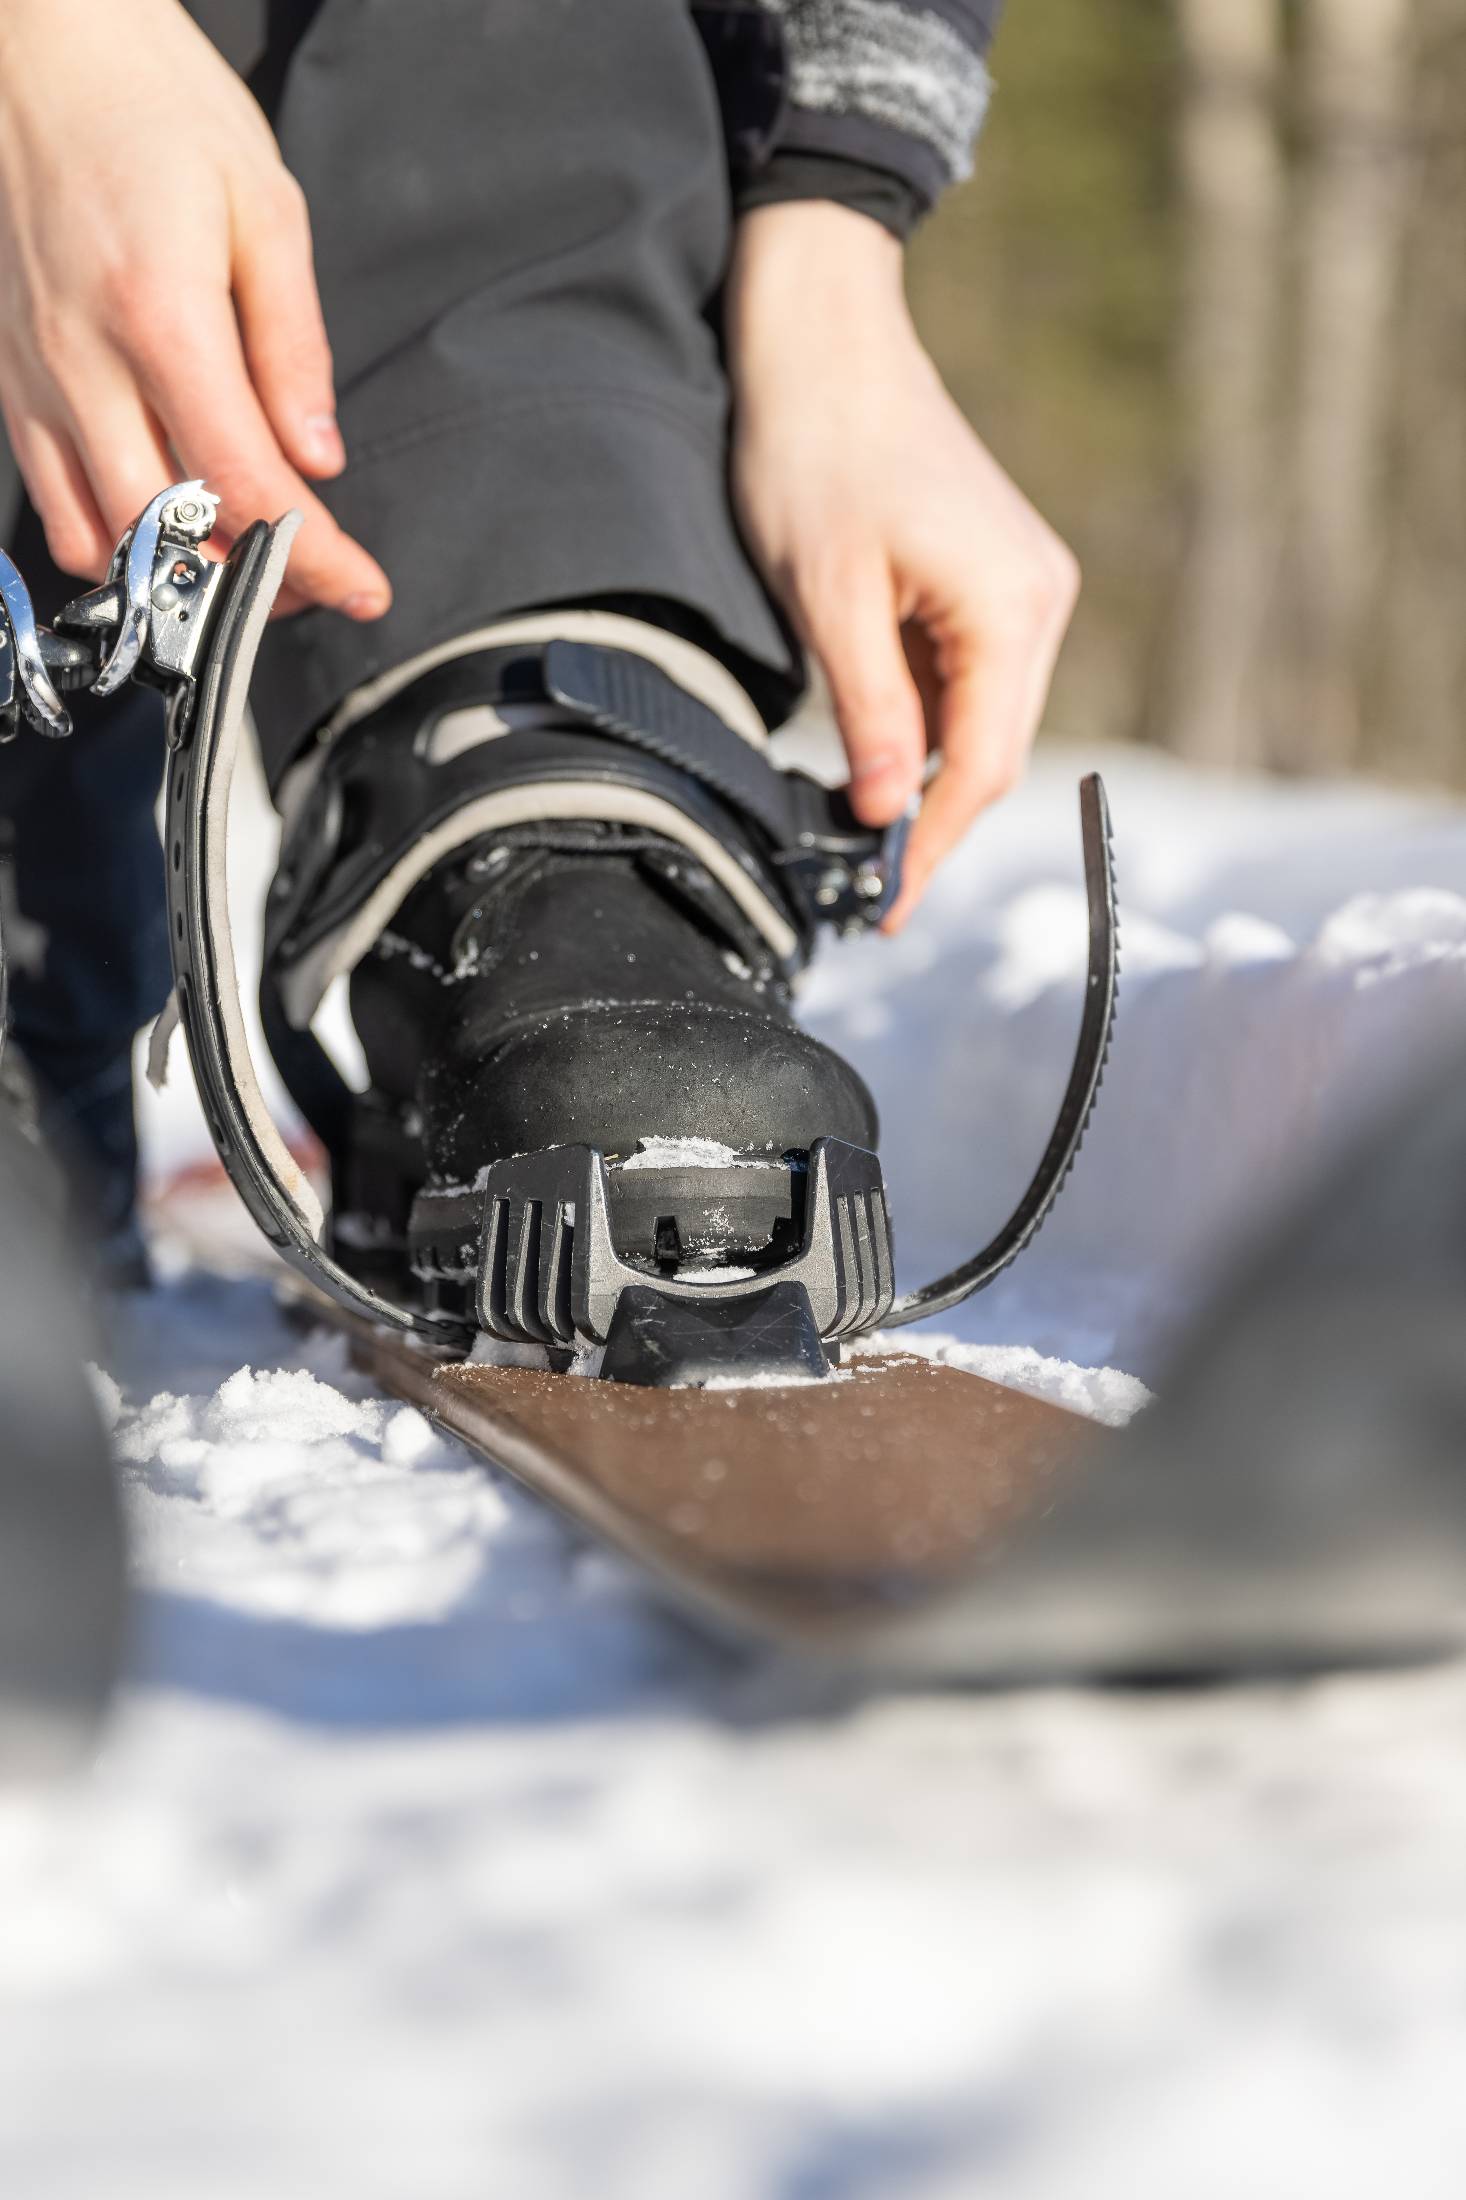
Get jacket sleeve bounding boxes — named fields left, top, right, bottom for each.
left=692, top=1, right=1003, bottom=239
left=754, top=0, right=1001, bottom=210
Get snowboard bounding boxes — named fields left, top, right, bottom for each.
left=309, top=1007, right=1466, bottom=1680
left=162, top=1013, right=1466, bottom=1687
left=293, top=1280, right=1108, bottom=1651
left=867, top=1043, right=1466, bottom=1686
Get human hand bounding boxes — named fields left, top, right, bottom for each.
left=728, top=202, right=1079, bottom=927
left=0, top=0, right=388, bottom=618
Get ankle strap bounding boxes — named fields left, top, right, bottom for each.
left=266, top=639, right=908, bottom=1025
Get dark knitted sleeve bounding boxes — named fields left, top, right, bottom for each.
left=750, top=0, right=1002, bottom=216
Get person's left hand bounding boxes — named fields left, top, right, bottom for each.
left=727, top=201, right=1080, bottom=928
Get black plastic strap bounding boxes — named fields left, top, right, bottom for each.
left=545, top=639, right=890, bottom=872
left=542, top=643, right=908, bottom=930
left=544, top=638, right=806, bottom=851
left=884, top=774, right=1120, bottom=1326
left=269, top=639, right=905, bottom=977
left=267, top=715, right=805, bottom=975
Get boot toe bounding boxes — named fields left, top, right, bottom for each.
left=422, top=1000, right=878, bottom=1182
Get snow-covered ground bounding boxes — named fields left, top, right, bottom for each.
left=3, top=739, right=1466, bottom=2198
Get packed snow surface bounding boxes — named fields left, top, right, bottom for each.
left=5, top=741, right=1466, bottom=2197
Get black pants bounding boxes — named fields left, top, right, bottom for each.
left=0, top=0, right=795, bottom=1141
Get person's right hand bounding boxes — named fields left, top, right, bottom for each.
left=0, top=0, right=389, bottom=618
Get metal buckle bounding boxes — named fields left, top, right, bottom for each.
left=0, top=551, right=70, bottom=739
left=91, top=482, right=221, bottom=696
left=774, top=804, right=913, bottom=934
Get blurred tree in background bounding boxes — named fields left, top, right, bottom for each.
left=908, top=0, right=1466, bottom=785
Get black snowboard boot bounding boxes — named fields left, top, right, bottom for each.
left=262, top=621, right=904, bottom=1347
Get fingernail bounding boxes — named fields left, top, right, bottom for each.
left=339, top=590, right=389, bottom=621
left=305, top=412, right=346, bottom=471
left=852, top=751, right=899, bottom=782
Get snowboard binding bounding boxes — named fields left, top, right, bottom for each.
left=0, top=489, right=1119, bottom=1386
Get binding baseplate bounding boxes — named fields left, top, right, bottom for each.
left=0, top=486, right=1119, bottom=1385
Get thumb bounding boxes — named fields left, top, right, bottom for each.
left=808, top=561, right=927, bottom=826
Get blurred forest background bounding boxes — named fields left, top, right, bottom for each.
left=908, top=0, right=1466, bottom=786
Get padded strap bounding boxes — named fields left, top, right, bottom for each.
left=558, top=644, right=905, bottom=922
left=545, top=640, right=884, bottom=868
left=267, top=639, right=906, bottom=1021
left=316, top=607, right=773, bottom=757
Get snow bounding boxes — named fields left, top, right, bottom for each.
left=621, top=1136, right=767, bottom=1170
left=861, top=1337, right=1150, bottom=1427
left=5, top=738, right=1466, bottom=2196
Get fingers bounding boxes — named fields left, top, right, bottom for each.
left=802, top=557, right=927, bottom=827
left=131, top=297, right=390, bottom=618
left=65, top=375, right=183, bottom=553
left=884, top=543, right=1080, bottom=931
left=4, top=405, right=110, bottom=580
left=233, top=175, right=346, bottom=481
left=884, top=657, right=1024, bottom=930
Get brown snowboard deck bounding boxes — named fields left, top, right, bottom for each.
left=335, top=1310, right=1106, bottom=1647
